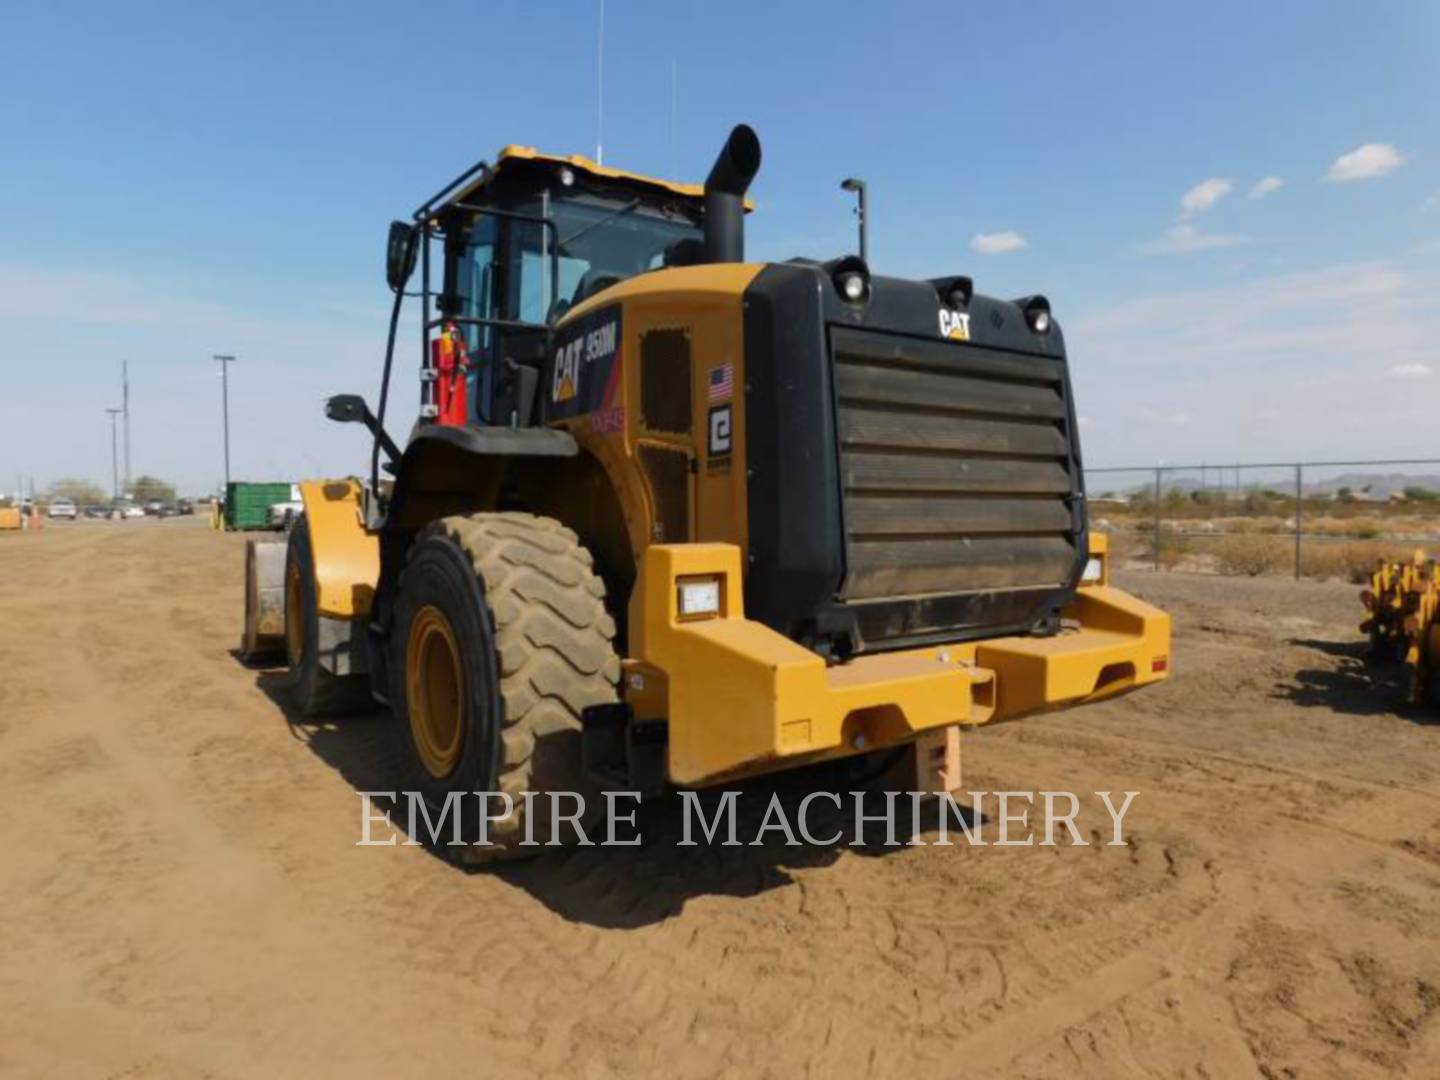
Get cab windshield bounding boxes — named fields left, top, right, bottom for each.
left=508, top=195, right=701, bottom=322
left=446, top=189, right=701, bottom=424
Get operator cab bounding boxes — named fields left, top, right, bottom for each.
left=421, top=148, right=705, bottom=429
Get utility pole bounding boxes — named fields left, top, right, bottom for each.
left=213, top=354, right=236, bottom=492
left=841, top=177, right=869, bottom=262
left=122, top=359, right=131, bottom=494
left=105, top=408, right=123, bottom=499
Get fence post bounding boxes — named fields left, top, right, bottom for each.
left=1294, top=463, right=1302, bottom=580
left=1153, top=467, right=1162, bottom=570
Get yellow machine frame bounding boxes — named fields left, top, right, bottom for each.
left=299, top=475, right=1170, bottom=786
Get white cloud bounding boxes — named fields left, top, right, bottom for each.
left=969, top=230, right=1027, bottom=255
left=1144, top=224, right=1245, bottom=254
left=1077, top=261, right=1422, bottom=344
left=1070, top=260, right=1440, bottom=462
left=1326, top=143, right=1405, bottom=182
left=1249, top=176, right=1285, bottom=199
left=1389, top=362, right=1433, bottom=379
left=1180, top=178, right=1233, bottom=215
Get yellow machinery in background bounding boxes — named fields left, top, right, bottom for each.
left=1361, top=550, right=1440, bottom=704
left=245, top=125, right=1172, bottom=860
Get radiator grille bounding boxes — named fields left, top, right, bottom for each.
left=832, top=327, right=1077, bottom=601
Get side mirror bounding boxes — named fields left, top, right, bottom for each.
left=325, top=394, right=367, bottom=424
left=386, top=221, right=418, bottom=291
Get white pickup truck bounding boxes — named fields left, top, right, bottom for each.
left=268, top=485, right=304, bottom=530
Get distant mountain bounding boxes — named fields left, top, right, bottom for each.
left=1089, top=471, right=1440, bottom=500
left=1304, top=473, right=1440, bottom=499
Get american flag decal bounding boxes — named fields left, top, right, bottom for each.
left=708, top=363, right=734, bottom=403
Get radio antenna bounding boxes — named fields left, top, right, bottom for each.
left=670, top=58, right=678, bottom=179
left=595, top=0, right=605, bottom=164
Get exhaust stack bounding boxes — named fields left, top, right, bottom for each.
left=703, top=125, right=762, bottom=263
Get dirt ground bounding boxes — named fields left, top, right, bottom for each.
left=3, top=518, right=1439, bottom=1078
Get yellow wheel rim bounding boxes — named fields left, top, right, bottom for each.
left=406, top=604, right=465, bottom=779
left=285, top=561, right=304, bottom=668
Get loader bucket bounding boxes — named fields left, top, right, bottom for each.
left=241, top=536, right=287, bottom=662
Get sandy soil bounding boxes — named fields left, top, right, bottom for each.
left=2, top=517, right=1439, bottom=1078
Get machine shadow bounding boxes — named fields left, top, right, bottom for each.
left=253, top=668, right=402, bottom=795
left=1276, top=637, right=1438, bottom=724
left=492, top=775, right=989, bottom=930
left=248, top=664, right=986, bottom=929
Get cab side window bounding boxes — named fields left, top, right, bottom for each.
left=457, top=215, right=498, bottom=421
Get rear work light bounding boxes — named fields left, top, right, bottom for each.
left=1081, top=557, right=1103, bottom=583
left=677, top=576, right=723, bottom=619
left=1013, top=294, right=1052, bottom=335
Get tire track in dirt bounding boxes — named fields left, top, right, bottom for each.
left=5, top=525, right=1440, bottom=1076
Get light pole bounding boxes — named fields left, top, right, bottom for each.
left=213, top=354, right=236, bottom=492
left=105, top=408, right=123, bottom=499
left=122, top=359, right=131, bottom=494
left=841, top=177, right=868, bottom=262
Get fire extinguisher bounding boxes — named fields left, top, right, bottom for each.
left=432, top=322, right=469, bottom=426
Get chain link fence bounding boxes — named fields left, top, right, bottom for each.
left=1084, top=458, right=1440, bottom=581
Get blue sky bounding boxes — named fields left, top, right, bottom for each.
left=2, top=0, right=1438, bottom=494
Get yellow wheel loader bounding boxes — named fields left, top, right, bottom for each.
left=247, top=125, right=1170, bottom=858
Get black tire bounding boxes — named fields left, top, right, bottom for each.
left=389, top=512, right=620, bottom=862
left=284, top=516, right=369, bottom=716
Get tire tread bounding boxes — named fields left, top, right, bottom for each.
left=418, top=512, right=618, bottom=858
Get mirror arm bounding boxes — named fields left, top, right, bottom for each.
left=326, top=394, right=401, bottom=467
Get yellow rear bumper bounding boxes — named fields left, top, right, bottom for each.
left=629, top=542, right=1170, bottom=786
